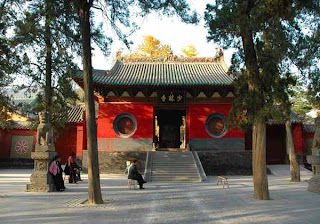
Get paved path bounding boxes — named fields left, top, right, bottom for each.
left=267, top=165, right=313, bottom=180
left=0, top=167, right=319, bottom=224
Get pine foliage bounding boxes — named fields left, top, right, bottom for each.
left=0, top=0, right=24, bottom=125
left=205, top=0, right=320, bottom=129
left=13, top=0, right=81, bottom=129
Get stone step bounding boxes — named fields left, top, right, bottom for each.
left=152, top=156, right=192, bottom=158
left=151, top=175, right=200, bottom=179
left=152, top=164, right=196, bottom=167
left=152, top=175, right=200, bottom=178
left=152, top=173, right=199, bottom=176
left=150, top=151, right=201, bottom=183
left=152, top=168, right=197, bottom=171
left=152, top=163, right=195, bottom=165
left=153, top=159, right=192, bottom=161
left=151, top=177, right=200, bottom=182
left=152, top=171, right=197, bottom=173
left=153, top=155, right=193, bottom=157
left=152, top=159, right=194, bottom=162
left=152, top=170, right=198, bottom=172
left=152, top=169, right=197, bottom=172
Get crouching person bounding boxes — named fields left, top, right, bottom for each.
left=49, top=155, right=65, bottom=191
left=128, top=160, right=146, bottom=189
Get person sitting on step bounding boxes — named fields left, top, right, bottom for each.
left=128, top=160, right=146, bottom=189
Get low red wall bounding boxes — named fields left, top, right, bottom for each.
left=97, top=103, right=154, bottom=139
left=0, top=129, right=36, bottom=159
left=188, top=104, right=244, bottom=139
left=0, top=122, right=85, bottom=163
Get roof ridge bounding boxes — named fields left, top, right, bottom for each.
left=119, top=56, right=224, bottom=64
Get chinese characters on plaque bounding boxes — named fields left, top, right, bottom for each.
left=157, top=91, right=186, bottom=104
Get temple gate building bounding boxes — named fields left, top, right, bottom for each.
left=0, top=55, right=313, bottom=179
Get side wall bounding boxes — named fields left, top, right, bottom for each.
left=198, top=151, right=252, bottom=175
left=55, top=124, right=81, bottom=164
left=188, top=104, right=245, bottom=151
left=0, top=129, right=36, bottom=159
left=293, top=124, right=304, bottom=155
left=0, top=123, right=84, bottom=164
left=97, top=103, right=154, bottom=151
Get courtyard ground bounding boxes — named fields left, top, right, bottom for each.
left=0, top=165, right=319, bottom=224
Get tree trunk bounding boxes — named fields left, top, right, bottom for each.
left=252, top=116, right=270, bottom=200
left=44, top=0, right=52, bottom=111
left=240, top=22, right=270, bottom=200
left=286, top=121, right=300, bottom=182
left=285, top=121, right=300, bottom=182
left=79, top=0, right=103, bottom=204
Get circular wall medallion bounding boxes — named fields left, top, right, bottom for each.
left=205, top=113, right=228, bottom=138
left=113, top=113, right=137, bottom=138
left=15, top=140, right=29, bottom=154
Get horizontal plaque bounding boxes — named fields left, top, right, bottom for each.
left=157, top=91, right=186, bottom=104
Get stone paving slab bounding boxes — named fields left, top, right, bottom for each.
left=267, top=165, right=313, bottom=180
left=0, top=167, right=319, bottom=224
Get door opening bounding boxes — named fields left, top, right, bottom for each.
left=154, top=110, right=186, bottom=149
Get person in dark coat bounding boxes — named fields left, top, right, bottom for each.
left=128, top=160, right=146, bottom=189
left=49, top=155, right=65, bottom=191
left=56, top=157, right=66, bottom=190
left=67, top=151, right=81, bottom=183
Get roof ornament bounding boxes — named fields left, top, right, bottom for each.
left=215, top=47, right=224, bottom=62
left=121, top=56, right=221, bottom=63
left=164, top=54, right=177, bottom=62
left=116, top=49, right=122, bottom=59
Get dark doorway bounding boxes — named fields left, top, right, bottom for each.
left=266, top=125, right=287, bottom=164
left=155, top=110, right=186, bottom=149
left=244, top=125, right=287, bottom=164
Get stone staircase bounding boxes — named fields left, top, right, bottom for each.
left=150, top=151, right=202, bottom=182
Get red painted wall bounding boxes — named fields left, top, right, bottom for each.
left=188, top=104, right=244, bottom=139
left=55, top=124, right=79, bottom=164
left=0, top=123, right=85, bottom=163
left=0, top=129, right=36, bottom=159
left=293, top=124, right=304, bottom=154
left=97, top=103, right=154, bottom=139
left=76, top=123, right=85, bottom=157
left=305, top=133, right=315, bottom=138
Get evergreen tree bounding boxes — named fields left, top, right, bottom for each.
left=0, top=0, right=24, bottom=125
left=73, top=0, right=197, bottom=204
left=13, top=0, right=81, bottom=129
left=205, top=0, right=320, bottom=199
left=290, top=86, right=314, bottom=118
left=296, top=5, right=320, bottom=156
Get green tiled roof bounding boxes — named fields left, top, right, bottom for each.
left=67, top=105, right=85, bottom=123
left=76, top=59, right=234, bottom=87
left=0, top=121, right=32, bottom=130
left=303, top=124, right=316, bottom=133
left=267, top=108, right=303, bottom=124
